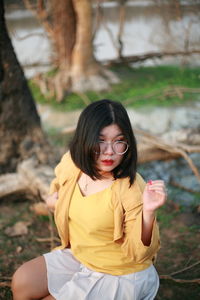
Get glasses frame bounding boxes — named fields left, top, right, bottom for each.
left=94, top=140, right=129, bottom=155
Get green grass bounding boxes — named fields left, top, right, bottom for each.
left=157, top=204, right=178, bottom=229
left=29, top=65, right=200, bottom=111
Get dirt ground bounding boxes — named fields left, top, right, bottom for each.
left=0, top=197, right=200, bottom=300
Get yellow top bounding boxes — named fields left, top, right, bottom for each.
left=69, top=183, right=148, bottom=275
left=50, top=152, right=160, bottom=272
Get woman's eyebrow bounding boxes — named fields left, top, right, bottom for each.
left=99, top=133, right=124, bottom=137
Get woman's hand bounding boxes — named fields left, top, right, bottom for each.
left=142, top=180, right=167, bottom=215
left=44, top=192, right=58, bottom=212
left=141, top=180, right=167, bottom=246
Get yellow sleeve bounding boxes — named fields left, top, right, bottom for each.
left=49, top=152, right=70, bottom=195
left=121, top=173, right=161, bottom=263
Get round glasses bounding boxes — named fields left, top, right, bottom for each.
left=94, top=141, right=129, bottom=155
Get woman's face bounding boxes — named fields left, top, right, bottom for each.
left=95, top=124, right=127, bottom=177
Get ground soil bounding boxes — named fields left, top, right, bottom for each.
left=0, top=196, right=200, bottom=300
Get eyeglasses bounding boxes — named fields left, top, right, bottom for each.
left=94, top=141, right=129, bottom=155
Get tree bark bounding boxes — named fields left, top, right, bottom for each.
left=0, top=0, right=54, bottom=174
left=25, top=0, right=119, bottom=101
left=70, top=0, right=119, bottom=93
left=52, top=0, right=76, bottom=70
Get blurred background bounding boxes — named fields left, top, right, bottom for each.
left=1, top=1, right=200, bottom=299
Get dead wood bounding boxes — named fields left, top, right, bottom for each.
left=36, top=237, right=61, bottom=243
left=135, top=128, right=200, bottom=182
left=105, top=50, right=200, bottom=65
left=169, top=261, right=200, bottom=277
left=159, top=275, right=200, bottom=284
left=0, top=158, right=54, bottom=201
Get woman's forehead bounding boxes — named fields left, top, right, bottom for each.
left=99, top=124, right=124, bottom=137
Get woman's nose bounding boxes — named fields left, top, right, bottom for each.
left=104, top=142, right=114, bottom=155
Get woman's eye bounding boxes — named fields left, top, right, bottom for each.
left=115, top=139, right=124, bottom=142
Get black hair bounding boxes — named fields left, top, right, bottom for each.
left=69, top=99, right=137, bottom=185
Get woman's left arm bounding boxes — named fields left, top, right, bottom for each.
left=142, top=180, right=167, bottom=246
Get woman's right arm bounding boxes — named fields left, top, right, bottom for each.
left=45, top=151, right=73, bottom=213
left=45, top=192, right=58, bottom=212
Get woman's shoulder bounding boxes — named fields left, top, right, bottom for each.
left=113, top=173, right=146, bottom=209
left=54, top=151, right=80, bottom=184
left=115, top=173, right=146, bottom=191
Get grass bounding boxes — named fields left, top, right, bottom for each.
left=157, top=205, right=177, bottom=229
left=29, top=65, right=200, bottom=111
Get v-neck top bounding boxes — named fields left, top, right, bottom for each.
left=68, top=183, right=146, bottom=275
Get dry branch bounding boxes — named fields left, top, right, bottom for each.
left=159, top=275, right=200, bottom=284
left=0, top=158, right=54, bottom=201
left=169, top=260, right=200, bottom=277
left=36, top=237, right=61, bottom=243
left=106, top=50, right=200, bottom=65
left=135, top=128, right=200, bottom=181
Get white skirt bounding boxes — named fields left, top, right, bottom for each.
left=43, top=249, right=159, bottom=300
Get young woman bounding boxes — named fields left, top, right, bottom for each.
left=12, top=99, right=166, bottom=300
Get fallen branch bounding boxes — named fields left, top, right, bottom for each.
left=135, top=128, right=200, bottom=182
left=105, top=50, right=200, bottom=65
left=159, top=275, right=200, bottom=284
left=0, top=158, right=54, bottom=201
left=36, top=237, right=60, bottom=243
left=169, top=260, right=200, bottom=277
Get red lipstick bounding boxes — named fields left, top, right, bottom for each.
left=101, top=160, right=114, bottom=166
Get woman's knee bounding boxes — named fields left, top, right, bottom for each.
left=12, top=256, right=49, bottom=300
left=12, top=262, right=31, bottom=298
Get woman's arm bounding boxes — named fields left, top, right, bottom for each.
left=45, top=192, right=58, bottom=212
left=142, top=180, right=166, bottom=246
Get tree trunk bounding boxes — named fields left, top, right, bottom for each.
left=70, top=0, right=101, bottom=91
left=28, top=0, right=119, bottom=101
left=0, top=0, right=53, bottom=174
left=52, top=0, right=76, bottom=70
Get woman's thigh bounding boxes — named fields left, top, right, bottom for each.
left=12, top=255, right=51, bottom=300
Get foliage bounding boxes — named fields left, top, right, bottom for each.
left=29, top=65, right=200, bottom=111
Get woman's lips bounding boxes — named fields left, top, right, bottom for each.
left=101, top=160, right=114, bottom=166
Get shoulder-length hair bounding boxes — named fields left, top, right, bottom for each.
left=69, top=99, right=137, bottom=185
